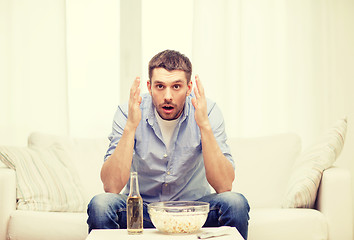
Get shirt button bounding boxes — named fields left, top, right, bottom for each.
left=163, top=154, right=168, bottom=158
left=167, top=171, right=170, bottom=175
left=164, top=183, right=168, bottom=187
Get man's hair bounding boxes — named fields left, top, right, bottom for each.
left=148, top=50, right=192, bottom=83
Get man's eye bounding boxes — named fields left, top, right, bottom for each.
left=173, top=85, right=180, bottom=90
left=156, top=85, right=164, bottom=89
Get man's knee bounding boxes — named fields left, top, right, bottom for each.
left=87, top=193, right=127, bottom=232
left=88, top=193, right=126, bottom=214
left=217, top=192, right=250, bottom=239
left=217, top=192, right=250, bottom=212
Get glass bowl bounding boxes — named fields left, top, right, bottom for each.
left=147, top=201, right=209, bottom=234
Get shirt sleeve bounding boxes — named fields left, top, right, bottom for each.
left=104, top=103, right=129, bottom=162
left=207, top=99, right=235, bottom=169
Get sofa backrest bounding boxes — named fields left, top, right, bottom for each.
left=228, top=133, right=301, bottom=208
left=28, top=132, right=302, bottom=208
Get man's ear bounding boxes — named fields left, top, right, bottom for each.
left=147, top=80, right=152, bottom=96
left=186, top=80, right=193, bottom=96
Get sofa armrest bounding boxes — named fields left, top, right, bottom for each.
left=0, top=168, right=16, bottom=240
left=315, top=166, right=353, bottom=240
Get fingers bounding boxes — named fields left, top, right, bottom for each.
left=193, top=75, right=200, bottom=98
left=194, top=75, right=205, bottom=99
left=135, top=82, right=141, bottom=99
left=130, top=77, right=141, bottom=102
left=191, top=97, right=197, bottom=109
left=192, top=75, right=209, bottom=128
left=127, top=77, right=142, bottom=128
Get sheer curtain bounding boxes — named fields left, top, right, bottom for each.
left=191, top=0, right=354, bottom=229
left=65, top=0, right=120, bottom=138
left=192, top=0, right=345, bottom=146
left=138, top=0, right=353, bottom=155
left=1, top=0, right=353, bottom=163
left=0, top=0, right=120, bottom=146
left=0, top=0, right=68, bottom=146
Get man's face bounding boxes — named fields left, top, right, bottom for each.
left=147, top=68, right=192, bottom=120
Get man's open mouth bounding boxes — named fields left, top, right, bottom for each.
left=161, top=105, right=175, bottom=114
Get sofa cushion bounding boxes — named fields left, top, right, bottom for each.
left=282, top=117, right=347, bottom=208
left=0, top=144, right=86, bottom=212
left=7, top=210, right=88, bottom=240
left=249, top=208, right=328, bottom=240
left=229, top=133, right=301, bottom=208
left=28, top=132, right=108, bottom=204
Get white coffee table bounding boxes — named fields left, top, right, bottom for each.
left=86, top=227, right=244, bottom=240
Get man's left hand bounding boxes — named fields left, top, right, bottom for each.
left=191, top=75, right=210, bottom=129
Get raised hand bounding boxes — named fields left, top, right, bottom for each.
left=126, top=77, right=142, bottom=130
left=191, top=75, right=210, bottom=129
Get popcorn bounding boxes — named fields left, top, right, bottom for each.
left=149, top=209, right=207, bottom=233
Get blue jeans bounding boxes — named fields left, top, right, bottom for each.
left=87, top=192, right=250, bottom=239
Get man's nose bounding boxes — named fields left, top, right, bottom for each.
left=164, top=88, right=172, bottom=101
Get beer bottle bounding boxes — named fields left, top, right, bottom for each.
left=127, top=172, right=143, bottom=234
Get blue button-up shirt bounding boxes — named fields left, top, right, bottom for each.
left=105, top=93, right=234, bottom=203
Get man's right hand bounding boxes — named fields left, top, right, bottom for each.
left=126, top=77, right=142, bottom=130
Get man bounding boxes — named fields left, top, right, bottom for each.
left=87, top=50, right=250, bottom=239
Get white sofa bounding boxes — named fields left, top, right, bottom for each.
left=0, top=131, right=352, bottom=240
